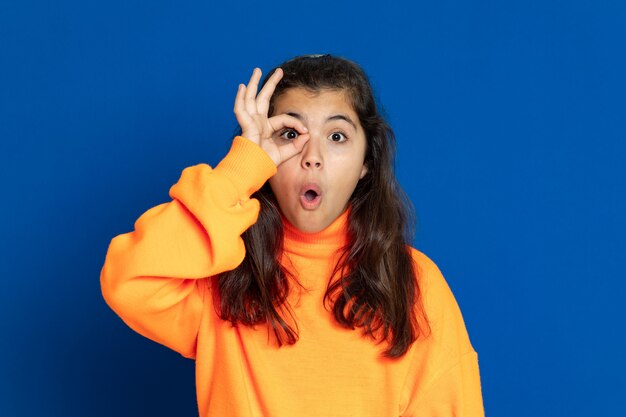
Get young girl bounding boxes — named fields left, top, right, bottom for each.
left=101, top=54, right=484, bottom=416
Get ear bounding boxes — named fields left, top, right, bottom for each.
left=359, top=163, right=368, bottom=179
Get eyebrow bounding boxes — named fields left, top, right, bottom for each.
left=286, top=112, right=357, bottom=130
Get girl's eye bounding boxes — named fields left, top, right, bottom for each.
left=279, top=129, right=299, bottom=140
left=329, top=132, right=347, bottom=142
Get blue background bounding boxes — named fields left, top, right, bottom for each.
left=1, top=0, right=625, bottom=416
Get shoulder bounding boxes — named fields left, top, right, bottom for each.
left=408, top=247, right=475, bottom=356
left=408, top=247, right=442, bottom=283
left=407, top=247, right=452, bottom=307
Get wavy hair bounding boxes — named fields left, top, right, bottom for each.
left=215, top=54, right=429, bottom=357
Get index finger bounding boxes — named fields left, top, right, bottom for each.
left=256, top=68, right=284, bottom=116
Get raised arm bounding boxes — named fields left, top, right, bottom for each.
left=100, top=67, right=310, bottom=359
left=100, top=136, right=276, bottom=358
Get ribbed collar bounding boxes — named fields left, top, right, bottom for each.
left=282, top=208, right=350, bottom=258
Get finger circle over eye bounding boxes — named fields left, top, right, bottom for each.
left=268, top=114, right=307, bottom=135
left=281, top=130, right=298, bottom=140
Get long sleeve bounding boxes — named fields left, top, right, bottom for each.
left=401, top=250, right=485, bottom=416
left=407, top=351, right=483, bottom=416
left=100, top=136, right=276, bottom=359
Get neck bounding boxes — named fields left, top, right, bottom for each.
left=282, top=209, right=350, bottom=259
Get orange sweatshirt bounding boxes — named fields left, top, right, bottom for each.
left=100, top=136, right=484, bottom=417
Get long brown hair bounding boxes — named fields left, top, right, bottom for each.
left=215, top=55, right=429, bottom=357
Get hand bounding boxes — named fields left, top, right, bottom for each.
left=234, top=67, right=310, bottom=166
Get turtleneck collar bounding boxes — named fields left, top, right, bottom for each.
left=282, top=208, right=351, bottom=258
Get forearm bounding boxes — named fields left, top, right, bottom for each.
left=100, top=136, right=276, bottom=357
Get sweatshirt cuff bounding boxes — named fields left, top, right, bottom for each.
left=214, top=136, right=277, bottom=198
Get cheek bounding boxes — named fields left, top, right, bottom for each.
left=335, top=150, right=367, bottom=179
left=268, top=176, right=281, bottom=199
left=268, top=167, right=291, bottom=202
left=333, top=162, right=365, bottom=196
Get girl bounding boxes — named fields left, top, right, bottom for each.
left=101, top=54, right=484, bottom=416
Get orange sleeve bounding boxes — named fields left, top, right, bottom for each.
left=100, top=136, right=276, bottom=359
left=407, top=351, right=484, bottom=416
left=401, top=250, right=485, bottom=416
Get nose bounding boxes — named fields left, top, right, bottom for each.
left=300, top=136, right=323, bottom=169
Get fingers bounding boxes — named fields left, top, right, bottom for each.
left=233, top=67, right=274, bottom=127
left=277, top=132, right=311, bottom=165
left=233, top=83, right=255, bottom=136
left=256, top=68, right=283, bottom=116
left=233, top=83, right=245, bottom=115
left=244, top=68, right=262, bottom=115
left=267, top=113, right=310, bottom=165
left=268, top=113, right=308, bottom=137
left=233, top=66, right=286, bottom=147
left=242, top=67, right=283, bottom=116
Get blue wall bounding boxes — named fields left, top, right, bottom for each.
left=1, top=1, right=625, bottom=415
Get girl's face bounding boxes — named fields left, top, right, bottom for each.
left=269, top=87, right=368, bottom=233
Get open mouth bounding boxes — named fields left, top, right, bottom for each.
left=300, top=184, right=322, bottom=209
left=304, top=189, right=319, bottom=201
